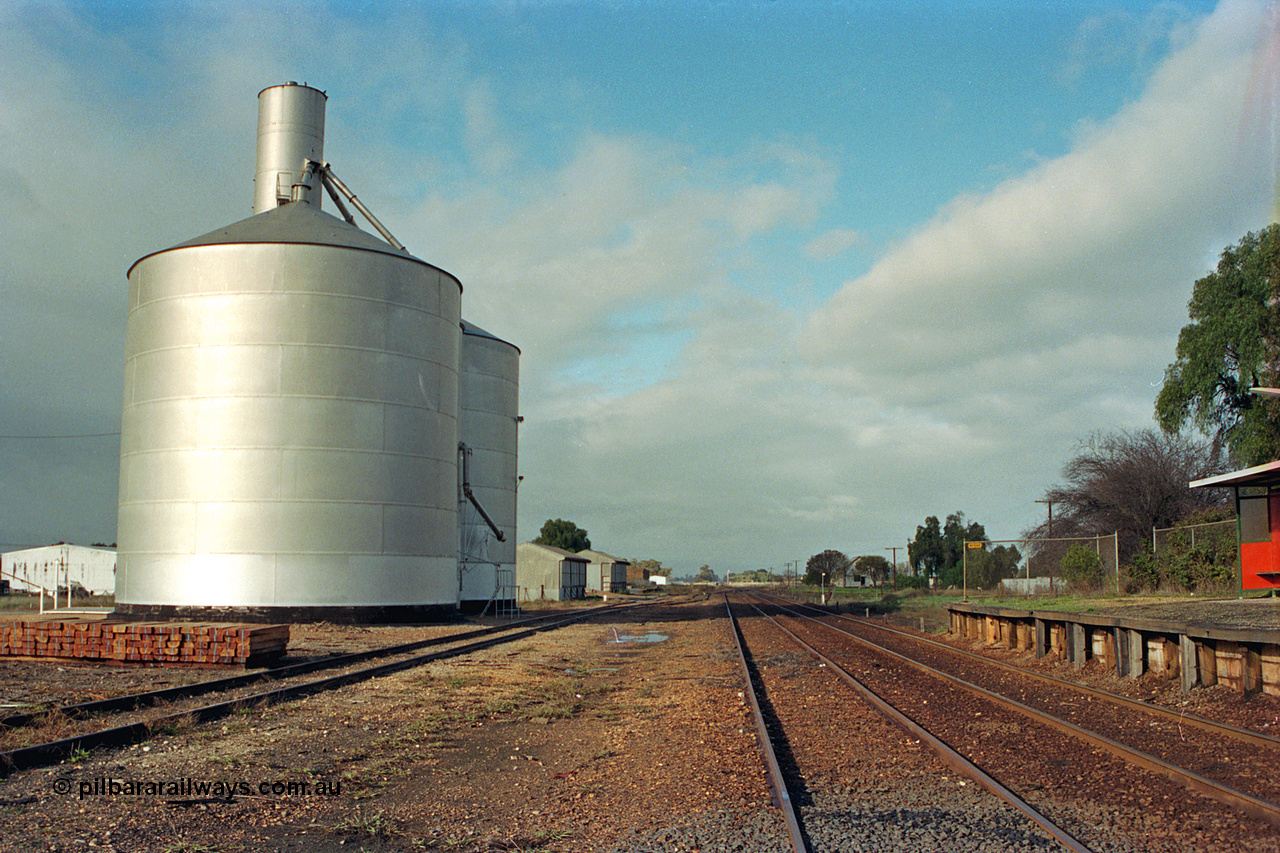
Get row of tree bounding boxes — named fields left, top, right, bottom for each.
left=897, top=425, right=1232, bottom=593
left=906, top=512, right=1022, bottom=589
left=1009, top=226, right=1280, bottom=590
left=797, top=550, right=892, bottom=587
left=1021, top=429, right=1225, bottom=563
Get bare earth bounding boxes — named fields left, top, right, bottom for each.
left=3, top=594, right=1280, bottom=851
left=0, top=600, right=772, bottom=852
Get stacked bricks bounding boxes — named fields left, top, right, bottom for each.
left=0, top=616, right=288, bottom=666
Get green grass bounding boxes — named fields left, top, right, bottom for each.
left=860, top=587, right=1267, bottom=633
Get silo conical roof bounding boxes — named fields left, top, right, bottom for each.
left=128, top=202, right=453, bottom=281
left=460, top=318, right=521, bottom=353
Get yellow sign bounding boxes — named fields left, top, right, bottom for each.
left=966, top=542, right=984, bottom=549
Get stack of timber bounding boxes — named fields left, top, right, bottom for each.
left=0, top=615, right=288, bottom=666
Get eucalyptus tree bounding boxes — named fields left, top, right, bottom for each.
left=533, top=518, right=591, bottom=552
left=1156, top=224, right=1280, bottom=465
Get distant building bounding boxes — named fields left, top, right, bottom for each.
left=515, top=542, right=587, bottom=601
left=833, top=574, right=870, bottom=588
left=2, top=544, right=117, bottom=596
left=1001, top=577, right=1054, bottom=595
left=577, top=549, right=629, bottom=593
left=627, top=562, right=650, bottom=585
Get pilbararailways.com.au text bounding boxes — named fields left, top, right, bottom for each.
left=53, top=776, right=343, bottom=800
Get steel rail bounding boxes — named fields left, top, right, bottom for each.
left=723, top=597, right=808, bottom=853
left=2, top=600, right=661, bottom=731
left=0, top=604, right=654, bottom=778
left=753, top=594, right=1280, bottom=829
left=737, top=595, right=1094, bottom=853
left=766, top=593, right=1280, bottom=752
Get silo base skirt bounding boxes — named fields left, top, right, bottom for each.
left=459, top=598, right=519, bottom=615
left=112, top=603, right=462, bottom=625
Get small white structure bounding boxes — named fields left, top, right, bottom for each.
left=834, top=574, right=870, bottom=588
left=2, top=544, right=117, bottom=596
left=515, top=542, right=587, bottom=601
left=577, top=549, right=629, bottom=593
left=1000, top=577, right=1055, bottom=595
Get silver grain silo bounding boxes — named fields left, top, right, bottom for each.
left=115, top=83, right=463, bottom=621
left=458, top=320, right=520, bottom=613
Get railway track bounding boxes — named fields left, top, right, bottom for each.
left=0, top=601, right=660, bottom=777
left=758, top=593, right=1280, bottom=820
left=726, top=594, right=1088, bottom=852
left=738, top=592, right=1280, bottom=850
left=778, top=595, right=1280, bottom=792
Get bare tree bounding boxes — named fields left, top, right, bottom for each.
left=1023, top=429, right=1228, bottom=562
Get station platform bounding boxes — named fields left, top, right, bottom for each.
left=948, top=600, right=1280, bottom=696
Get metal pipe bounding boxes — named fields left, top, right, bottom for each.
left=459, top=443, right=506, bottom=542
left=290, top=160, right=318, bottom=205
left=315, top=162, right=407, bottom=251
left=317, top=169, right=356, bottom=225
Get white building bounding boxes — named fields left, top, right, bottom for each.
left=2, top=544, right=117, bottom=596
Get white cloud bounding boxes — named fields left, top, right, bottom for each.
left=0, top=0, right=1273, bottom=575
left=803, top=227, right=861, bottom=259
left=805, top=1, right=1268, bottom=385
left=513, top=1, right=1276, bottom=570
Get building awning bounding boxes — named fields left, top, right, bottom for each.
left=1190, top=460, right=1280, bottom=489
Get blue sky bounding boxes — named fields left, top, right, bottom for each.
left=0, top=0, right=1274, bottom=577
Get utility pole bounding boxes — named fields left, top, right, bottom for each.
left=1036, top=499, right=1055, bottom=593
left=1035, top=499, right=1054, bottom=537
left=886, top=545, right=900, bottom=591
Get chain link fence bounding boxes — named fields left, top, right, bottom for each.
left=975, top=533, right=1120, bottom=595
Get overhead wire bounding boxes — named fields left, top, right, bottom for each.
left=0, top=432, right=120, bottom=439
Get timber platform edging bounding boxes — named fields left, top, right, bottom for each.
left=947, top=603, right=1280, bottom=696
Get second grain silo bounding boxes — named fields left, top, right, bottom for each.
left=458, top=320, right=521, bottom=613
left=115, top=83, right=463, bottom=621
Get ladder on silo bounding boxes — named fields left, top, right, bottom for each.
left=495, top=566, right=518, bottom=619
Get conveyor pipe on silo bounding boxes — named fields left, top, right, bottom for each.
left=317, top=168, right=357, bottom=225
left=313, top=161, right=407, bottom=252
left=459, top=443, right=506, bottom=542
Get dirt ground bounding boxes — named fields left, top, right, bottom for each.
left=0, top=600, right=773, bottom=853
left=4, top=594, right=1280, bottom=852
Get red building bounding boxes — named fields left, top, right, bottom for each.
left=1191, top=460, right=1280, bottom=591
